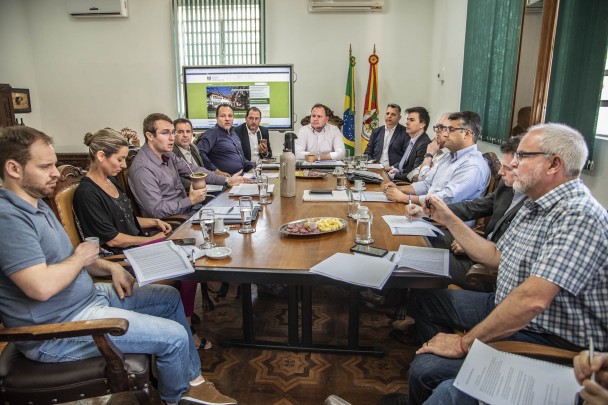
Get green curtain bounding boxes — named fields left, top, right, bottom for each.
left=545, top=0, right=608, bottom=169
left=461, top=0, right=524, bottom=145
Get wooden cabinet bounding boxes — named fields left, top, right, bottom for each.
left=0, top=84, right=17, bottom=128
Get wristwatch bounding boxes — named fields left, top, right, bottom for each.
left=424, top=153, right=434, bottom=159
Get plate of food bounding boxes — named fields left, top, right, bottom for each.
left=279, top=217, right=347, bottom=236
left=295, top=170, right=327, bottom=179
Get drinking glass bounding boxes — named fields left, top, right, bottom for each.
left=345, top=156, right=355, bottom=174
left=199, top=209, right=216, bottom=248
left=257, top=176, right=270, bottom=204
left=85, top=237, right=100, bottom=258
left=238, top=196, right=256, bottom=234
left=348, top=200, right=360, bottom=218
left=335, top=167, right=347, bottom=190
left=355, top=206, right=374, bottom=244
left=360, top=154, right=369, bottom=170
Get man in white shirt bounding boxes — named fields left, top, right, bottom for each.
left=295, top=104, right=345, bottom=160
left=234, top=107, right=272, bottom=163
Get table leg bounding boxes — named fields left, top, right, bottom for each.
left=301, top=285, right=313, bottom=346
left=288, top=285, right=299, bottom=346
left=241, top=283, right=254, bottom=343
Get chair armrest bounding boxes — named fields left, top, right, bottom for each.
left=0, top=318, right=129, bottom=342
left=393, top=181, right=411, bottom=186
left=489, top=341, right=577, bottom=363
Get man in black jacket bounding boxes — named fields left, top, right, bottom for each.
left=387, top=107, right=432, bottom=181
left=408, top=135, right=525, bottom=290
left=234, top=107, right=272, bottom=162
left=363, top=104, right=407, bottom=167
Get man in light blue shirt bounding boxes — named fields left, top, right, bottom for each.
left=383, top=111, right=490, bottom=206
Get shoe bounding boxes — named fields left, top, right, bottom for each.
left=360, top=288, right=385, bottom=306
left=389, top=329, right=420, bottom=346
left=180, top=381, right=237, bottom=405
left=378, top=393, right=408, bottom=405
left=392, top=316, right=415, bottom=332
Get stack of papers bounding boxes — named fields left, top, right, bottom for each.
left=353, top=170, right=384, bottom=181
left=244, top=172, right=279, bottom=179
left=454, top=340, right=580, bottom=405
left=123, top=241, right=194, bottom=286
left=353, top=191, right=392, bottom=203
left=393, top=245, right=449, bottom=277
left=309, top=253, right=395, bottom=289
left=382, top=215, right=444, bottom=237
left=229, top=183, right=275, bottom=196
left=302, top=190, right=350, bottom=202
left=366, top=163, right=385, bottom=169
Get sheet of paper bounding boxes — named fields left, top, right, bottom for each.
left=309, top=252, right=395, bottom=289
left=206, top=184, right=224, bottom=193
left=454, top=340, right=580, bottom=405
left=382, top=215, right=444, bottom=237
left=123, top=241, right=194, bottom=286
left=229, top=183, right=275, bottom=196
left=302, top=190, right=350, bottom=202
left=178, top=245, right=207, bottom=261
left=393, top=245, right=450, bottom=277
left=366, top=163, right=385, bottom=169
left=359, top=191, right=393, bottom=202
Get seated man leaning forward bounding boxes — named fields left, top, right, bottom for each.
left=129, top=113, right=249, bottom=219
left=383, top=111, right=490, bottom=206
left=385, top=123, right=608, bottom=405
left=198, top=104, right=255, bottom=176
left=295, top=103, right=345, bottom=161
left=407, top=135, right=526, bottom=291
left=0, top=126, right=236, bottom=405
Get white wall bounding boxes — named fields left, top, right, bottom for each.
left=1, top=0, right=605, bottom=207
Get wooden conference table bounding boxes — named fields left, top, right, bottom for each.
left=170, top=168, right=446, bottom=356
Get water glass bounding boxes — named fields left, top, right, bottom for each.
left=348, top=200, right=360, bottom=218
left=345, top=156, right=355, bottom=174
left=360, top=154, right=369, bottom=170
left=85, top=237, right=100, bottom=258
left=239, top=196, right=256, bottom=234
left=257, top=175, right=270, bottom=204
left=199, top=209, right=216, bottom=248
left=335, top=167, right=347, bottom=190
left=355, top=206, right=374, bottom=244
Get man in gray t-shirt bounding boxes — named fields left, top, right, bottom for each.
left=0, top=126, right=236, bottom=405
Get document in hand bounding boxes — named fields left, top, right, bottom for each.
left=393, top=245, right=450, bottom=277
left=454, top=340, right=580, bottom=405
left=309, top=252, right=395, bottom=289
left=123, top=241, right=194, bottom=286
left=229, top=183, right=275, bottom=196
left=382, top=215, right=444, bottom=237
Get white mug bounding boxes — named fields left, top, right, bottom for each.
left=353, top=179, right=366, bottom=190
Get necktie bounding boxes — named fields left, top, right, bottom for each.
left=398, top=140, right=415, bottom=172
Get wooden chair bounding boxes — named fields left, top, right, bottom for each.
left=474, top=152, right=502, bottom=232
left=46, top=164, right=86, bottom=249
left=0, top=318, right=159, bottom=404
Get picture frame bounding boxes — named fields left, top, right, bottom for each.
left=11, top=88, right=31, bottom=113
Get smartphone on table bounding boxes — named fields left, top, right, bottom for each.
left=172, top=238, right=197, bottom=246
left=350, top=244, right=389, bottom=258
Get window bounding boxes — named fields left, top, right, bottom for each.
left=172, top=0, right=266, bottom=115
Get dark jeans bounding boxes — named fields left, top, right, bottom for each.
left=430, top=231, right=485, bottom=292
left=407, top=289, right=581, bottom=405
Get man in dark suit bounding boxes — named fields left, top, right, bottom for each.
left=363, top=104, right=407, bottom=167
left=408, top=135, right=525, bottom=291
left=387, top=106, right=432, bottom=181
left=172, top=118, right=205, bottom=189
left=234, top=107, right=272, bottom=162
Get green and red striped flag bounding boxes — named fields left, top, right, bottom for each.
left=342, top=45, right=356, bottom=156
left=361, top=45, right=379, bottom=153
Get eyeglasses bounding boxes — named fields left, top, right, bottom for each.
left=514, top=151, right=551, bottom=164
left=446, top=126, right=469, bottom=133
left=433, top=124, right=448, bottom=133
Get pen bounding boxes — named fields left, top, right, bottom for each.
left=191, top=248, right=195, bottom=265
left=408, top=194, right=412, bottom=221
left=227, top=207, right=234, bottom=214
left=590, top=337, right=596, bottom=382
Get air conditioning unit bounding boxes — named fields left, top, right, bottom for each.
left=67, top=0, right=128, bottom=18
left=308, top=0, right=384, bottom=13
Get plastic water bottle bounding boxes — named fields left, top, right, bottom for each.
left=355, top=206, right=374, bottom=244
